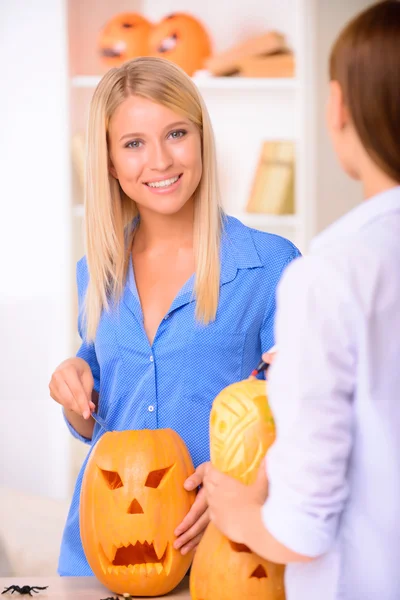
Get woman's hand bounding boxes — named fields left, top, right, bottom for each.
left=203, top=461, right=268, bottom=544
left=174, top=462, right=210, bottom=555
left=262, top=349, right=277, bottom=366
left=49, top=357, right=95, bottom=419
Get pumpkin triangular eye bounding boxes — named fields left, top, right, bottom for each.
left=229, top=541, right=252, bottom=553
left=145, top=465, right=173, bottom=488
left=250, top=564, right=268, bottom=579
left=99, top=468, right=123, bottom=490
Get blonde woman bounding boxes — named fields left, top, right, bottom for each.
left=205, top=2, right=400, bottom=599
left=49, top=56, right=300, bottom=576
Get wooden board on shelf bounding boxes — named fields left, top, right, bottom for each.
left=237, top=52, right=295, bottom=78
left=204, top=31, right=287, bottom=76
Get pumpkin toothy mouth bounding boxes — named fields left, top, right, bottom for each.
left=100, top=541, right=171, bottom=576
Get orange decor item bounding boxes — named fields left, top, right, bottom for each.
left=80, top=429, right=196, bottom=597
left=148, top=13, right=212, bottom=76
left=98, top=13, right=152, bottom=67
left=205, top=31, right=289, bottom=77
left=190, top=379, right=286, bottom=600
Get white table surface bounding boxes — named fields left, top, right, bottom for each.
left=0, top=576, right=191, bottom=599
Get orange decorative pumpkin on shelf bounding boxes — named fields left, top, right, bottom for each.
left=98, top=13, right=152, bottom=67
left=80, top=428, right=196, bottom=597
left=190, top=379, right=286, bottom=600
left=148, top=13, right=212, bottom=76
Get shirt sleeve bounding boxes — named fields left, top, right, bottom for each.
left=261, top=254, right=356, bottom=557
left=260, top=247, right=302, bottom=353
left=62, top=257, right=100, bottom=444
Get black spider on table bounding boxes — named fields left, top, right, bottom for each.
left=100, top=596, right=132, bottom=600
left=2, top=586, right=48, bottom=596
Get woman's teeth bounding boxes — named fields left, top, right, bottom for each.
left=147, top=176, right=179, bottom=188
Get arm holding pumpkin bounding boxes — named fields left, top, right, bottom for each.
left=205, top=257, right=354, bottom=564
left=204, top=463, right=312, bottom=563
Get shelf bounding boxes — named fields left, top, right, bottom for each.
left=231, top=213, right=299, bottom=229
left=71, top=74, right=298, bottom=91
left=74, top=204, right=298, bottom=229
left=193, top=75, right=297, bottom=91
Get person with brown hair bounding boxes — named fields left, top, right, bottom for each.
left=204, top=2, right=400, bottom=598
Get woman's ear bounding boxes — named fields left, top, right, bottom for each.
left=327, top=80, right=349, bottom=132
left=108, top=157, right=118, bottom=179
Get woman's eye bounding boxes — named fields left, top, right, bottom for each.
left=126, top=140, right=142, bottom=149
left=169, top=129, right=187, bottom=140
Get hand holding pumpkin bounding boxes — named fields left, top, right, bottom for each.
left=49, top=357, right=96, bottom=419
left=204, top=460, right=269, bottom=544
left=173, top=461, right=210, bottom=554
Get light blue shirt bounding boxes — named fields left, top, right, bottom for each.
left=58, top=215, right=301, bottom=576
left=262, top=187, right=400, bottom=600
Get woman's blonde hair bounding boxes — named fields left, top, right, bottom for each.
left=83, top=56, right=223, bottom=340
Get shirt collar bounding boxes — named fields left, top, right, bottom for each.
left=220, top=215, right=263, bottom=284
left=310, top=186, right=400, bottom=253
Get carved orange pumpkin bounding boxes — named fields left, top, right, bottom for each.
left=80, top=428, right=196, bottom=597
left=148, top=13, right=212, bottom=76
left=98, top=13, right=152, bottom=67
left=190, top=379, right=286, bottom=600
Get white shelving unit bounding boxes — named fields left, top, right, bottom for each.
left=67, top=0, right=372, bottom=488
left=72, top=74, right=298, bottom=91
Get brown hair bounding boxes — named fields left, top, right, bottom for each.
left=329, top=1, right=400, bottom=183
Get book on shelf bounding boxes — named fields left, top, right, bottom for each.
left=246, top=141, right=295, bottom=215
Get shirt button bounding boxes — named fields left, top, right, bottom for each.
left=164, top=314, right=170, bottom=320
left=149, top=355, right=154, bottom=362
left=148, top=405, right=154, bottom=412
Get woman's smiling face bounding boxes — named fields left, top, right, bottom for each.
left=108, top=95, right=203, bottom=216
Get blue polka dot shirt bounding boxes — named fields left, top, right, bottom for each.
left=58, top=215, right=301, bottom=575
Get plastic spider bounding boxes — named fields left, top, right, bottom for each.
left=100, top=597, right=131, bottom=600
left=2, top=586, right=48, bottom=596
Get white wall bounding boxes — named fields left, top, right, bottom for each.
left=313, top=0, right=373, bottom=232
left=0, top=0, right=72, bottom=500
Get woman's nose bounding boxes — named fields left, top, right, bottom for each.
left=148, top=142, right=173, bottom=172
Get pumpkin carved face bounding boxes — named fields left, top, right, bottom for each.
left=148, top=13, right=212, bottom=76
left=80, top=429, right=196, bottom=597
left=98, top=13, right=152, bottom=67
left=190, top=379, right=285, bottom=600
left=191, top=522, right=285, bottom=600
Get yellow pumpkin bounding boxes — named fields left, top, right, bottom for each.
left=80, top=428, right=196, bottom=597
left=190, top=379, right=285, bottom=600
